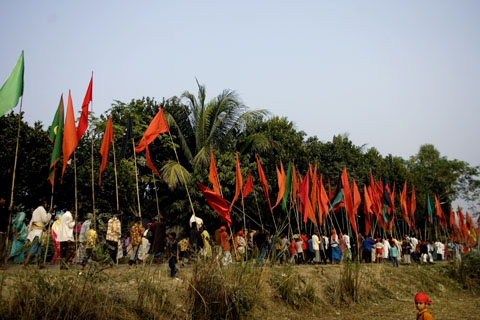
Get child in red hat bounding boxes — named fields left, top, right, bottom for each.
left=415, top=292, right=434, bottom=320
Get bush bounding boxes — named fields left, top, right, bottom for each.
left=188, top=260, right=263, bottom=320
left=325, top=262, right=374, bottom=305
left=448, top=253, right=480, bottom=290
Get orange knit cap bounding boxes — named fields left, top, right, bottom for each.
left=415, top=292, right=432, bottom=305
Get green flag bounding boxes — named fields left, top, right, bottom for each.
left=0, top=51, right=24, bottom=117
left=427, top=194, right=434, bottom=224
left=49, top=95, right=64, bottom=186
left=281, top=162, right=292, bottom=212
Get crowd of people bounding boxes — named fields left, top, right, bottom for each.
left=0, top=197, right=477, bottom=277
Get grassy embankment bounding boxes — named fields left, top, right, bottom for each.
left=0, top=256, right=479, bottom=320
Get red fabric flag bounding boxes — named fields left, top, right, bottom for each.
left=434, top=195, right=447, bottom=230
left=466, top=213, right=474, bottom=231
left=76, top=74, right=93, bottom=141
left=61, top=91, right=78, bottom=182
left=145, top=145, right=160, bottom=178
left=310, top=164, right=318, bottom=213
left=242, top=170, right=254, bottom=204
left=99, top=115, right=113, bottom=185
left=197, top=183, right=231, bottom=227
left=272, top=161, right=286, bottom=209
left=410, top=186, right=417, bottom=219
left=135, top=106, right=169, bottom=153
left=457, top=209, right=467, bottom=242
left=449, top=208, right=456, bottom=229
left=291, top=163, right=298, bottom=206
left=209, top=149, right=221, bottom=196
left=363, top=185, right=373, bottom=236
left=352, top=179, right=361, bottom=215
left=256, top=155, right=272, bottom=213
left=299, top=172, right=316, bottom=225
left=230, top=152, right=243, bottom=210
left=341, top=168, right=357, bottom=234
left=400, top=181, right=411, bottom=227
left=318, top=175, right=329, bottom=220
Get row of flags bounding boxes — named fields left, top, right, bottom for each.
left=1, top=51, right=478, bottom=244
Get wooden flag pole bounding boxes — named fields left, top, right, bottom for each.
left=50, top=183, right=54, bottom=214
left=166, top=130, right=197, bottom=229
left=252, top=189, right=264, bottom=231
left=74, top=151, right=78, bottom=252
left=9, top=96, right=23, bottom=208
left=112, top=137, right=120, bottom=215
left=152, top=171, right=160, bottom=217
left=91, top=130, right=96, bottom=218
left=132, top=138, right=142, bottom=218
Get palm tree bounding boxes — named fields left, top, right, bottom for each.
left=160, top=80, right=268, bottom=188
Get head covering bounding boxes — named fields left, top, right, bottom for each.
left=376, top=238, right=380, bottom=242
left=415, top=292, right=432, bottom=305
left=86, top=212, right=93, bottom=220
left=220, top=226, right=226, bottom=231
left=147, top=222, right=152, bottom=229
left=13, top=211, right=26, bottom=227
left=238, top=230, right=244, bottom=236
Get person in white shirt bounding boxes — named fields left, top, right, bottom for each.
left=312, top=233, right=320, bottom=263
left=57, top=210, right=75, bottom=269
left=24, top=201, right=52, bottom=268
left=383, top=238, right=391, bottom=261
left=342, top=233, right=352, bottom=261
left=434, top=240, right=445, bottom=261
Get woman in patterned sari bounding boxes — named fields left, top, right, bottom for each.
left=9, top=212, right=27, bottom=262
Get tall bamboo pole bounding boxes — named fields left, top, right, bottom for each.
left=152, top=171, right=160, bottom=217
left=132, top=138, right=141, bottom=218
left=253, top=189, right=264, bottom=231
left=9, top=96, right=23, bottom=208
left=74, top=152, right=78, bottom=251
left=91, top=130, right=96, bottom=218
left=112, top=137, right=119, bottom=214
left=166, top=130, right=197, bottom=229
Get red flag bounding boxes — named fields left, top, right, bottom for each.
left=352, top=179, right=361, bottom=215
left=299, top=172, right=316, bottom=225
left=318, top=175, right=329, bottom=220
left=291, top=163, right=298, bottom=206
left=135, top=106, right=168, bottom=176
left=256, top=155, right=272, bottom=213
left=410, top=186, right=417, bottom=220
left=76, top=73, right=93, bottom=141
left=458, top=209, right=467, bottom=242
left=61, top=91, right=78, bottom=182
left=363, top=185, right=373, bottom=235
left=400, top=181, right=411, bottom=227
left=99, top=115, right=113, bottom=185
left=341, top=168, right=357, bottom=234
left=434, top=195, right=447, bottom=230
left=310, top=164, right=318, bottom=213
left=449, top=208, right=456, bottom=229
left=242, top=170, right=254, bottom=204
left=209, top=149, right=221, bottom=196
left=135, top=106, right=169, bottom=153
left=230, top=152, right=243, bottom=210
left=273, top=161, right=286, bottom=209
left=145, top=145, right=160, bottom=178
left=197, top=183, right=231, bottom=227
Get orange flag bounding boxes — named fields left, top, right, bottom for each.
left=135, top=106, right=169, bottom=177
left=209, top=149, right=221, bottom=195
left=61, top=91, right=78, bottom=182
left=135, top=106, right=169, bottom=153
left=341, top=168, right=357, bottom=235
left=256, top=155, right=272, bottom=213
left=242, top=170, right=254, bottom=204
left=410, top=185, right=416, bottom=223
left=400, top=181, right=411, bottom=226
left=299, top=172, right=316, bottom=225
left=291, top=163, right=298, bottom=206
left=272, top=161, right=286, bottom=209
left=197, top=183, right=231, bottom=227
left=352, top=179, right=361, bottom=215
left=318, top=175, right=329, bottom=220
left=99, top=115, right=113, bottom=185
left=230, top=152, right=243, bottom=210
left=434, top=195, right=446, bottom=230
left=310, top=163, right=318, bottom=213
left=363, top=185, right=373, bottom=235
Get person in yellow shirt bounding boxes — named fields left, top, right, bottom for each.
left=415, top=292, right=434, bottom=320
left=82, top=228, right=98, bottom=268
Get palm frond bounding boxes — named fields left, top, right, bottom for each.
left=160, top=160, right=191, bottom=190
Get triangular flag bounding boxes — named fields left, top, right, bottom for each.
left=242, top=170, right=254, bottom=204
left=256, top=155, right=272, bottom=213
left=48, top=95, right=64, bottom=186
left=209, top=149, right=221, bottom=196
left=61, top=91, right=78, bottom=182
left=76, top=73, right=93, bottom=141
left=197, top=182, right=232, bottom=227
left=135, top=106, right=169, bottom=152
left=0, top=51, right=24, bottom=117
left=230, top=152, right=242, bottom=210
left=99, top=115, right=113, bottom=184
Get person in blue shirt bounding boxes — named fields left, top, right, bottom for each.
left=307, top=237, right=314, bottom=263
left=361, top=235, right=376, bottom=263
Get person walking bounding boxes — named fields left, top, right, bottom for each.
left=24, top=201, right=51, bottom=269
left=57, top=210, right=75, bottom=269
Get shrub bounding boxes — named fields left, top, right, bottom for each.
left=448, top=253, right=480, bottom=291
left=269, top=268, right=316, bottom=309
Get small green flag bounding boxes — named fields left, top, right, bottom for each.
left=427, top=194, right=434, bottom=224
left=49, top=95, right=64, bottom=186
left=0, top=51, right=24, bottom=117
left=282, top=162, right=292, bottom=212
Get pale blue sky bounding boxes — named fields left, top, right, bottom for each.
left=1, top=0, right=480, bottom=169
